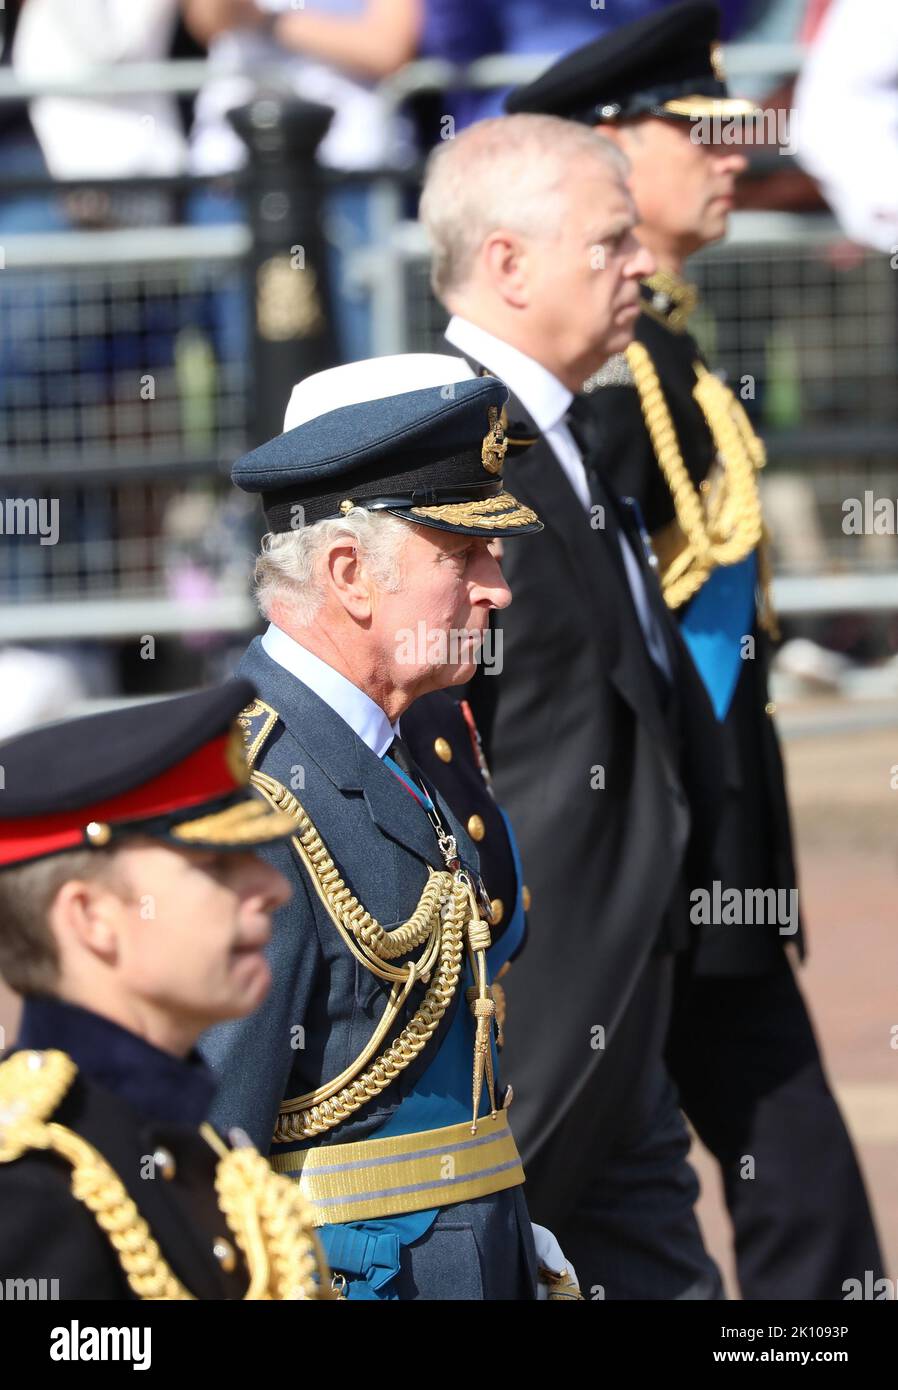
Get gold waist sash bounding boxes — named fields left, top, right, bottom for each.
left=269, top=1111, right=525, bottom=1226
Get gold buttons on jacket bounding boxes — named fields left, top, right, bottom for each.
left=152, top=1147, right=176, bottom=1181
left=434, top=737, right=452, bottom=763
left=489, top=898, right=504, bottom=925
left=467, top=814, right=485, bottom=841
left=522, top=885, right=532, bottom=911
left=765, top=701, right=777, bottom=717
left=213, top=1237, right=237, bottom=1273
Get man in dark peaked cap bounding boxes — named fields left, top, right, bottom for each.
left=0, top=680, right=330, bottom=1300
left=508, top=0, right=885, bottom=1299
left=204, top=353, right=583, bottom=1301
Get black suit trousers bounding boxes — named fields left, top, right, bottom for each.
left=546, top=955, right=724, bottom=1301
left=666, top=954, right=885, bottom=1300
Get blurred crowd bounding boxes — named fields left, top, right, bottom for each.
left=2, top=0, right=895, bottom=349
left=1, top=0, right=897, bottom=734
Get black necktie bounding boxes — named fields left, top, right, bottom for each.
left=385, top=736, right=437, bottom=809
left=565, top=402, right=675, bottom=690
left=564, top=396, right=601, bottom=466
left=386, top=735, right=420, bottom=782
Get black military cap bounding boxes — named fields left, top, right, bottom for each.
left=505, top=1, right=756, bottom=125
left=0, top=680, right=294, bottom=867
left=232, top=354, right=542, bottom=538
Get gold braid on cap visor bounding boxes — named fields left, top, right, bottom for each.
left=410, top=491, right=538, bottom=529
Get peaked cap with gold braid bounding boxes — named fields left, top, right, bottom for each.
left=233, top=354, right=542, bottom=539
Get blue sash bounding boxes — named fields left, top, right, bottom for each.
left=314, top=827, right=527, bottom=1299
left=680, top=554, right=757, bottom=720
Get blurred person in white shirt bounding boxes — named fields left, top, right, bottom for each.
left=13, top=0, right=187, bottom=226
left=795, top=0, right=898, bottom=253
left=184, top=0, right=422, bottom=360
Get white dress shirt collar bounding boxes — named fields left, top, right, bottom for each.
left=445, top=315, right=573, bottom=434
left=261, top=623, right=399, bottom=757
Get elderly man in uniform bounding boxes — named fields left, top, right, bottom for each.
left=201, top=355, right=580, bottom=1301
left=507, top=0, right=884, bottom=1299
left=418, top=113, right=727, bottom=1297
left=0, top=681, right=329, bottom=1300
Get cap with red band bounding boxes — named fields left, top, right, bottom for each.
left=0, top=680, right=295, bottom=869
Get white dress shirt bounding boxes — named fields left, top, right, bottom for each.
left=189, top=0, right=414, bottom=176
left=445, top=316, right=590, bottom=508
left=444, top=316, right=671, bottom=679
left=262, top=623, right=399, bottom=757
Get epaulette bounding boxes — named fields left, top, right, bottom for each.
left=582, top=352, right=634, bottom=392
left=238, top=698, right=282, bottom=771
left=0, top=1050, right=327, bottom=1298
left=0, top=1049, right=76, bottom=1163
left=640, top=271, right=699, bottom=333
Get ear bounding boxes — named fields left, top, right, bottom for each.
left=47, top=877, right=122, bottom=970
left=481, top=229, right=531, bottom=310
left=599, top=122, right=630, bottom=154
left=325, top=537, right=375, bottom=621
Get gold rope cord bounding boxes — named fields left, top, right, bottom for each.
left=206, top=1128, right=329, bottom=1299
left=0, top=1050, right=325, bottom=1299
left=625, top=341, right=766, bottom=610
left=249, top=771, right=470, bottom=1143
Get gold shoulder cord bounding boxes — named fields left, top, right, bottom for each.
left=249, top=769, right=496, bottom=1143
left=625, top=340, right=775, bottom=627
left=0, top=1049, right=328, bottom=1300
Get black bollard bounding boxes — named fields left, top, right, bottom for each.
left=229, top=96, right=338, bottom=446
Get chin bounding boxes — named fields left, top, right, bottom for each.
left=436, top=661, right=478, bottom=689
left=702, top=216, right=728, bottom=246
left=228, top=955, right=272, bottom=1015
left=600, top=328, right=635, bottom=360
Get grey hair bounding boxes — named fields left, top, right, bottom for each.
left=253, top=509, right=411, bottom=626
left=419, top=114, right=630, bottom=300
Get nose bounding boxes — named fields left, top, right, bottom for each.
left=472, top=546, right=512, bottom=611
left=240, top=855, right=292, bottom=914
left=717, top=147, right=748, bottom=176
left=626, top=241, right=656, bottom=280
left=262, top=862, right=292, bottom=912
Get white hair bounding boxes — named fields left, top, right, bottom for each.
left=253, top=509, right=411, bottom=627
left=419, top=113, right=630, bottom=300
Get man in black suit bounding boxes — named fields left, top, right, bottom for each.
left=505, top=0, right=884, bottom=1299
left=419, top=112, right=725, bottom=1297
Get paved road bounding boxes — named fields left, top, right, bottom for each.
left=692, top=709, right=898, bottom=1297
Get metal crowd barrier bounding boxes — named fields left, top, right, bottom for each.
left=0, top=48, right=895, bottom=643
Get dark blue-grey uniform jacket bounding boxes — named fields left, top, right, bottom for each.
left=200, top=638, right=536, bottom=1300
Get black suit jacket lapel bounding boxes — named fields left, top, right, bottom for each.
left=502, top=393, right=674, bottom=754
